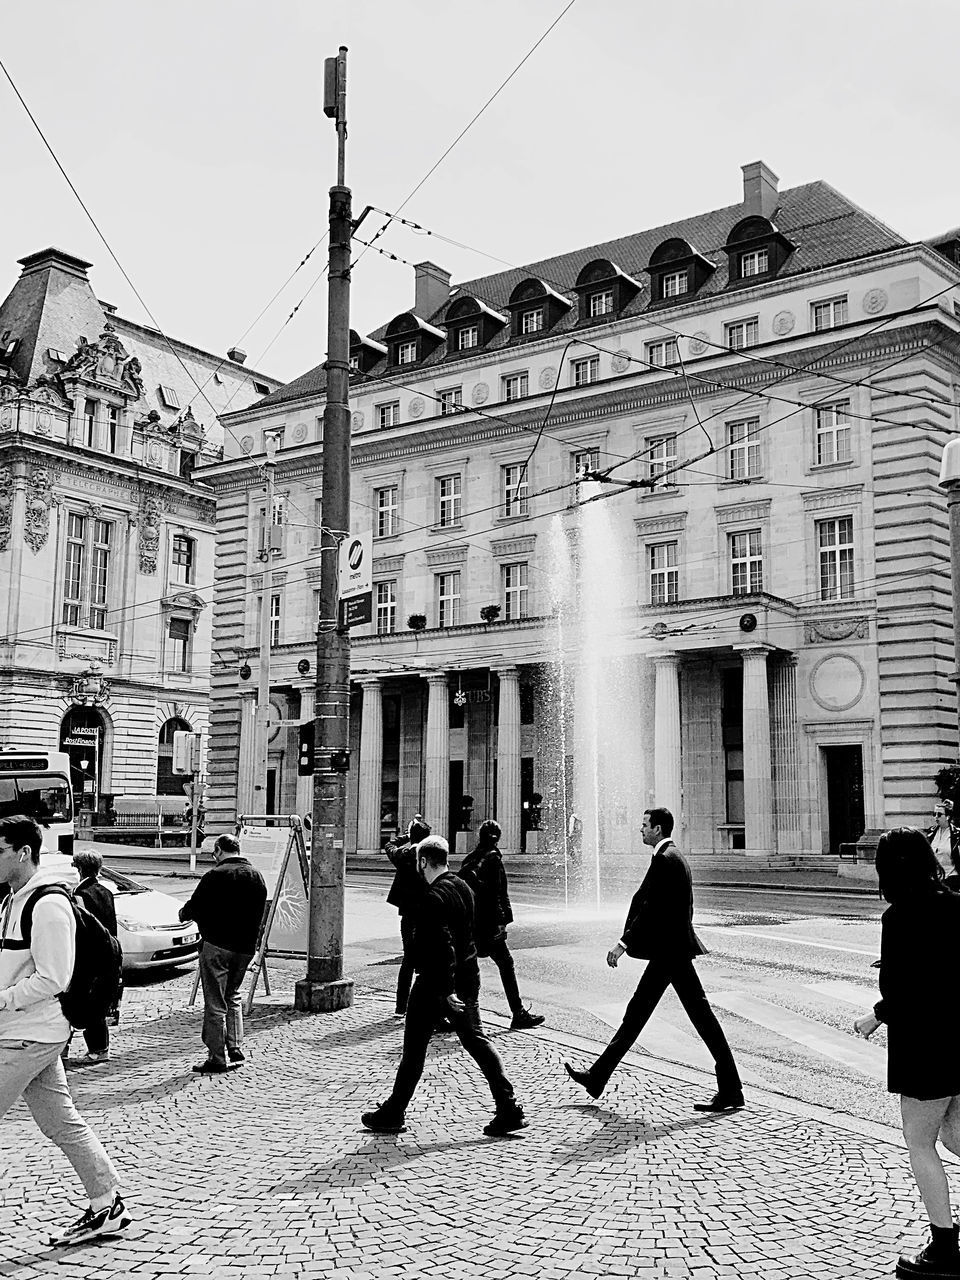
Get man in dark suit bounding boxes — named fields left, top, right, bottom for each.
left=72, top=848, right=120, bottom=1064
left=564, top=806, right=744, bottom=1112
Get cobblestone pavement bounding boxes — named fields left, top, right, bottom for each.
left=0, top=963, right=932, bottom=1279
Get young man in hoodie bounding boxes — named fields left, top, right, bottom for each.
left=0, top=814, right=131, bottom=1246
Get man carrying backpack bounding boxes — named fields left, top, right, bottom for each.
left=70, top=848, right=120, bottom=1064
left=0, top=815, right=131, bottom=1247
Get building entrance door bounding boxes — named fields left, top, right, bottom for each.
left=823, top=745, right=865, bottom=855
left=448, top=760, right=464, bottom=851
left=266, top=768, right=278, bottom=816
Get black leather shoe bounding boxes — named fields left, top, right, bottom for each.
left=693, top=1091, right=745, bottom=1112
left=483, top=1106, right=528, bottom=1137
left=510, top=1009, right=545, bottom=1030
left=564, top=1061, right=603, bottom=1099
left=361, top=1106, right=407, bottom=1134
left=897, top=1224, right=960, bottom=1276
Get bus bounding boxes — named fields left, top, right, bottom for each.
left=0, top=748, right=75, bottom=857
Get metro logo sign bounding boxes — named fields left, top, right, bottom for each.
left=338, top=530, right=372, bottom=628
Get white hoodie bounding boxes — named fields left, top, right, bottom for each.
left=0, top=866, right=76, bottom=1042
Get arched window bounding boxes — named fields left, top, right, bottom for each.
left=60, top=708, right=107, bottom=814
left=157, top=716, right=191, bottom=795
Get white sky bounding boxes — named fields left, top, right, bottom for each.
left=3, top=0, right=958, bottom=385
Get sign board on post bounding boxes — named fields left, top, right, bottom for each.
left=338, top=530, right=372, bottom=629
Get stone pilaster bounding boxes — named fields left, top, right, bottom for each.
left=653, top=652, right=682, bottom=840
left=740, top=645, right=774, bottom=857
left=424, top=674, right=449, bottom=839
left=236, top=691, right=258, bottom=818
left=770, top=656, right=801, bottom=856
left=496, top=667, right=522, bottom=854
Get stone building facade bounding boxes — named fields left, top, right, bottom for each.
left=0, top=248, right=280, bottom=813
left=198, top=162, right=960, bottom=861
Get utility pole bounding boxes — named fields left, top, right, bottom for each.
left=295, top=45, right=355, bottom=1013
left=254, top=438, right=278, bottom=815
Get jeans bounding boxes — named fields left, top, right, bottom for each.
left=386, top=977, right=516, bottom=1115
left=589, top=956, right=742, bottom=1094
left=483, top=934, right=523, bottom=1016
left=0, top=1039, right=119, bottom=1200
left=395, top=914, right=416, bottom=1014
left=199, top=941, right=252, bottom=1064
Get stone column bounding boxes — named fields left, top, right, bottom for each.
left=356, top=677, right=384, bottom=855
left=740, top=645, right=774, bottom=857
left=653, top=652, right=682, bottom=840
left=295, top=686, right=314, bottom=821
left=236, top=691, right=258, bottom=817
left=770, top=656, right=801, bottom=856
left=496, top=667, right=522, bottom=854
left=424, top=673, right=449, bottom=839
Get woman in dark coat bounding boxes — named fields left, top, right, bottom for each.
left=458, top=820, right=544, bottom=1031
left=855, top=827, right=960, bottom=1278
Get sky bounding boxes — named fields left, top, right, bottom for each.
left=3, top=0, right=959, bottom=387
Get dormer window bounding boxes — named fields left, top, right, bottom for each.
left=383, top=313, right=444, bottom=367
left=507, top=278, right=571, bottom=339
left=646, top=239, right=713, bottom=306
left=723, top=216, right=794, bottom=286
left=349, top=330, right=388, bottom=374
left=442, top=296, right=507, bottom=355
left=349, top=354, right=360, bottom=371
left=575, top=260, right=641, bottom=324
left=158, top=385, right=180, bottom=409
left=589, top=290, right=614, bottom=317
left=397, top=341, right=418, bottom=365
left=459, top=325, right=479, bottom=350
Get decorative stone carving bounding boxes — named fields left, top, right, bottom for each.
left=409, top=397, right=425, bottom=418
left=35, top=405, right=51, bottom=435
left=292, top=423, right=307, bottom=443
left=137, top=493, right=164, bottom=574
left=688, top=332, right=709, bottom=356
left=23, top=466, right=54, bottom=553
left=0, top=464, right=13, bottom=551
left=63, top=326, right=144, bottom=398
left=64, top=335, right=99, bottom=379
left=471, top=382, right=490, bottom=406
left=772, top=310, right=796, bottom=336
left=809, top=652, right=865, bottom=712
left=351, top=410, right=364, bottom=431
left=611, top=349, right=631, bottom=374
left=161, top=590, right=206, bottom=618
left=0, top=403, right=12, bottom=433
left=240, top=435, right=255, bottom=454
left=539, top=367, right=558, bottom=391
left=862, top=287, right=888, bottom=315
left=804, top=617, right=868, bottom=645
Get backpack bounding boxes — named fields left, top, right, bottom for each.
left=21, top=885, right=123, bottom=1030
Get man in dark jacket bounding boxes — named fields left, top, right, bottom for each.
left=179, top=834, right=267, bottom=1074
left=564, top=806, right=743, bottom=1111
left=459, top=819, right=544, bottom=1030
left=362, top=836, right=526, bottom=1138
left=72, top=848, right=120, bottom=1063
left=385, top=816, right=431, bottom=1016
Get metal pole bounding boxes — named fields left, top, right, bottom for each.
left=188, top=774, right=199, bottom=875
left=295, top=44, right=354, bottom=1013
left=254, top=455, right=276, bottom=813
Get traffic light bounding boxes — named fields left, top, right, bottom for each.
left=297, top=722, right=315, bottom=776
left=172, top=731, right=194, bottom=775
left=329, top=748, right=351, bottom=774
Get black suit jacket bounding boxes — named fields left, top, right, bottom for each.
left=621, top=842, right=707, bottom=961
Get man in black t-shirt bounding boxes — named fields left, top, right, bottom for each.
left=179, top=834, right=267, bottom=1074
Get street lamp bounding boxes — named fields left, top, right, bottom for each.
left=939, top=437, right=960, bottom=747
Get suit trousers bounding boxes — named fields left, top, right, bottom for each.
left=395, top=913, right=416, bottom=1014
left=386, top=977, right=515, bottom=1116
left=483, top=934, right=523, bottom=1016
left=590, top=956, right=741, bottom=1094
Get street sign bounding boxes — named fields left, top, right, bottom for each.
left=339, top=592, right=372, bottom=628
left=338, top=530, right=372, bottom=598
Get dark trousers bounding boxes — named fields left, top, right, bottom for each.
left=590, top=956, right=741, bottom=1094
left=483, top=935, right=523, bottom=1016
left=386, top=977, right=516, bottom=1115
left=82, top=1020, right=109, bottom=1056
left=199, top=941, right=252, bottom=1065
left=395, top=914, right=416, bottom=1014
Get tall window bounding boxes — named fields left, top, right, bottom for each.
left=375, top=486, right=399, bottom=538
left=62, top=513, right=112, bottom=630
left=739, top=249, right=769, bottom=278
left=661, top=270, right=689, bottom=298
left=645, top=338, right=679, bottom=368
left=171, top=534, right=195, bottom=585
left=502, top=372, right=529, bottom=402
left=649, top=542, right=679, bottom=605
left=647, top=434, right=678, bottom=485
left=168, top=617, right=192, bottom=673
left=589, top=289, right=614, bottom=317
left=376, top=581, right=397, bottom=635
left=270, top=593, right=281, bottom=646
left=82, top=399, right=97, bottom=448
left=377, top=401, right=400, bottom=429
left=725, top=317, right=760, bottom=351
left=817, top=516, right=855, bottom=600
left=521, top=307, right=544, bottom=334
left=726, top=418, right=762, bottom=480
left=730, top=530, right=763, bottom=595
left=815, top=401, right=852, bottom=465
left=397, top=341, right=418, bottom=365
left=571, top=355, right=600, bottom=386
left=572, top=448, right=600, bottom=502
left=436, top=572, right=461, bottom=628
left=458, top=325, right=479, bottom=350
left=501, top=463, right=529, bottom=517
left=811, top=296, right=848, bottom=332
left=157, top=716, right=191, bottom=795
left=438, top=387, right=462, bottom=416
left=107, top=405, right=120, bottom=453
left=437, top=474, right=462, bottom=527
left=502, top=562, right=529, bottom=620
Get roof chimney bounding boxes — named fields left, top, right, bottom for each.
left=741, top=161, right=779, bottom=220
left=227, top=346, right=247, bottom=364
left=414, top=261, right=451, bottom=319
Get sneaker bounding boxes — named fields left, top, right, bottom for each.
left=50, top=1193, right=131, bottom=1247
left=483, top=1106, right=528, bottom=1137
left=510, top=1008, right=545, bottom=1031
left=361, top=1105, right=407, bottom=1134
left=227, top=1047, right=245, bottom=1063
left=191, top=1059, right=238, bottom=1074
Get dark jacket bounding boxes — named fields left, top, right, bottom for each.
left=924, top=822, right=960, bottom=877
left=386, top=840, right=425, bottom=916
left=621, top=842, right=707, bottom=961
left=411, top=871, right=480, bottom=1000
left=458, top=842, right=513, bottom=952
left=74, top=877, right=118, bottom=938
left=179, top=856, right=267, bottom=955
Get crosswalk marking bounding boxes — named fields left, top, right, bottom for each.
left=804, top=980, right=878, bottom=1007
left=699, top=925, right=878, bottom=958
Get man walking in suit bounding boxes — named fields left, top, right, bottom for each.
left=564, top=806, right=744, bottom=1112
